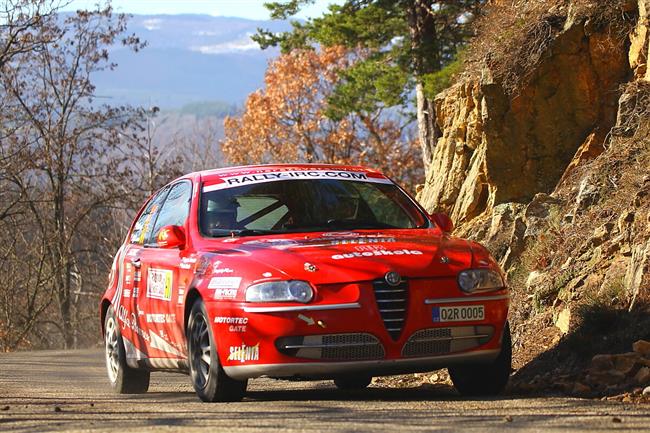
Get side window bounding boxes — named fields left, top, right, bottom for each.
left=148, top=181, right=192, bottom=245
left=130, top=187, right=169, bottom=245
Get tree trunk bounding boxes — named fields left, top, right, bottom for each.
left=408, top=0, right=439, bottom=177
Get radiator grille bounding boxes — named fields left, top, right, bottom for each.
left=373, top=278, right=409, bottom=340
left=402, top=328, right=452, bottom=357
left=401, top=326, right=494, bottom=358
left=276, top=333, right=385, bottom=361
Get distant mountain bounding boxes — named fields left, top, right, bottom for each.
left=92, top=14, right=291, bottom=109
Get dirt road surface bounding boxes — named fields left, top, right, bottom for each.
left=1, top=349, right=649, bottom=432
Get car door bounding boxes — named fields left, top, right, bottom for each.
left=115, top=187, right=169, bottom=363
left=137, top=180, right=193, bottom=363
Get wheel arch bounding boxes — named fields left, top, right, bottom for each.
left=100, top=298, right=112, bottom=336
left=184, top=288, right=202, bottom=333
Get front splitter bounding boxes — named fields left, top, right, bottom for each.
left=223, top=348, right=500, bottom=380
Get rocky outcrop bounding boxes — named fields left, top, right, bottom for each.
left=416, top=1, right=650, bottom=398
left=418, top=8, right=631, bottom=226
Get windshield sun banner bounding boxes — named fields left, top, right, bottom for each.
left=202, top=168, right=392, bottom=192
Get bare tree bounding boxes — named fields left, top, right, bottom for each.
left=0, top=3, right=146, bottom=349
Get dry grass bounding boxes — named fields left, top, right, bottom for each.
left=465, top=0, right=637, bottom=95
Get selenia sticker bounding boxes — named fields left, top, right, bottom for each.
left=228, top=343, right=259, bottom=363
left=147, top=268, right=173, bottom=301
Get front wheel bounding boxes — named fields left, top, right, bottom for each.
left=187, top=299, right=248, bottom=402
left=448, top=322, right=512, bottom=396
left=104, top=305, right=150, bottom=394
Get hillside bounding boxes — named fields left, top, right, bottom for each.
left=90, top=14, right=292, bottom=108
left=416, top=0, right=650, bottom=398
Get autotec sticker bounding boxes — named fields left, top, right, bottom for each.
left=203, top=169, right=392, bottom=192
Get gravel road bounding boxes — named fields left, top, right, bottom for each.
left=0, top=349, right=648, bottom=432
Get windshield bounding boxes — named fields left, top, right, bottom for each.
left=200, top=178, right=427, bottom=237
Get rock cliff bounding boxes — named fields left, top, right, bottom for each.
left=418, top=0, right=650, bottom=396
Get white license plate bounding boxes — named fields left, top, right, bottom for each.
left=432, top=305, right=484, bottom=322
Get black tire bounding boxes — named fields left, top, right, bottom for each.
left=334, top=375, right=372, bottom=390
left=448, top=322, right=512, bottom=397
left=104, top=305, right=150, bottom=394
left=187, top=298, right=248, bottom=402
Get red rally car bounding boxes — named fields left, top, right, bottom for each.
left=100, top=164, right=511, bottom=402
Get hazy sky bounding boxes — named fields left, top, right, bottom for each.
left=60, top=0, right=343, bottom=20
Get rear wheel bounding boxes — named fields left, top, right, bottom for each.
left=448, top=322, right=512, bottom=396
left=104, top=305, right=150, bottom=394
left=187, top=298, right=248, bottom=402
left=334, top=375, right=372, bottom=390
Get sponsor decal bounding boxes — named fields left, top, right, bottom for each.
left=138, top=204, right=158, bottom=244
left=214, top=268, right=234, bottom=274
left=146, top=313, right=176, bottom=324
left=132, top=286, right=139, bottom=298
left=214, top=288, right=238, bottom=300
left=211, top=260, right=234, bottom=274
left=179, top=256, right=197, bottom=270
left=147, top=268, right=173, bottom=301
left=262, top=272, right=273, bottom=278
left=123, top=289, right=131, bottom=298
left=214, top=316, right=249, bottom=333
left=117, top=305, right=150, bottom=342
left=242, top=236, right=396, bottom=250
left=203, top=169, right=392, bottom=192
left=331, top=249, right=423, bottom=260
left=149, top=330, right=184, bottom=357
left=304, top=262, right=318, bottom=272
left=298, top=314, right=315, bottom=326
left=228, top=343, right=260, bottom=363
left=178, top=287, right=185, bottom=305
left=208, top=276, right=241, bottom=289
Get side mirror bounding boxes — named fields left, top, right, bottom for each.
left=157, top=225, right=186, bottom=249
left=431, top=213, right=454, bottom=233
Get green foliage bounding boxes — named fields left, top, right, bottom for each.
left=422, top=56, right=463, bottom=99
left=255, top=0, right=485, bottom=119
left=326, top=57, right=411, bottom=120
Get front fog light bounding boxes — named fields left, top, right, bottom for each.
left=245, top=280, right=314, bottom=303
left=458, top=269, right=504, bottom=293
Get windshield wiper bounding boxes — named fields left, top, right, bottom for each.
left=325, top=219, right=397, bottom=229
left=230, top=229, right=279, bottom=237
left=284, top=219, right=397, bottom=231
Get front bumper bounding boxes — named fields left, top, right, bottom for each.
left=223, top=348, right=500, bottom=380
left=206, top=278, right=509, bottom=376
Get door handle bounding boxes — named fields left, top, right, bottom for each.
left=130, top=258, right=142, bottom=268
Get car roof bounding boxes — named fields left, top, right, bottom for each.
left=183, top=163, right=387, bottom=183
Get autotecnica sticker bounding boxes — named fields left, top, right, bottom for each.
left=147, top=268, right=173, bottom=301
left=203, top=169, right=392, bottom=192
left=332, top=249, right=423, bottom=260
left=228, top=343, right=259, bottom=363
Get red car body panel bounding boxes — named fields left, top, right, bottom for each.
left=100, top=164, right=509, bottom=380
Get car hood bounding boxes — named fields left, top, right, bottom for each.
left=210, top=229, right=473, bottom=284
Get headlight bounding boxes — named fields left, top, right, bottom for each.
left=457, top=269, right=504, bottom=293
left=245, top=280, right=314, bottom=303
